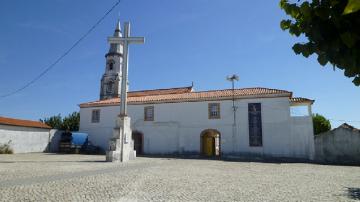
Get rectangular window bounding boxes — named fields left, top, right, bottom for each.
left=144, top=106, right=154, bottom=121
left=208, top=103, right=220, bottom=119
left=91, top=109, right=100, bottom=123
left=248, top=103, right=262, bottom=147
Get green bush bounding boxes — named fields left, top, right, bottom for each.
left=0, top=141, right=14, bottom=154
left=312, top=114, right=331, bottom=135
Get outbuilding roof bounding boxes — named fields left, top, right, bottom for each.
left=80, top=87, right=295, bottom=108
left=337, top=123, right=360, bottom=133
left=0, top=116, right=51, bottom=129
left=290, top=97, right=315, bottom=104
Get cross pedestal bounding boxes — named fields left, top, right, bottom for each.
left=106, top=116, right=134, bottom=162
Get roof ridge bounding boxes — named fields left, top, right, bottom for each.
left=129, top=86, right=192, bottom=93
left=127, top=87, right=291, bottom=98
left=129, top=86, right=290, bottom=94
left=180, top=87, right=291, bottom=94
left=339, top=123, right=360, bottom=132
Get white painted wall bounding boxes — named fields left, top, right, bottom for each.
left=290, top=117, right=315, bottom=159
left=0, top=125, right=52, bottom=153
left=80, top=97, right=314, bottom=159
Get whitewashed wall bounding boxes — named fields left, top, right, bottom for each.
left=80, top=97, right=314, bottom=159
left=0, top=125, right=52, bottom=153
left=290, top=117, right=315, bottom=159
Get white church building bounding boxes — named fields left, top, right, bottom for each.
left=79, top=22, right=315, bottom=160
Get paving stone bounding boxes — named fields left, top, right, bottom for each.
left=0, top=153, right=359, bottom=201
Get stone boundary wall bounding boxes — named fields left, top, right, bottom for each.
left=315, top=126, right=360, bottom=164
left=0, top=125, right=62, bottom=153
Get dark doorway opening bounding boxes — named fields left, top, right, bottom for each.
left=132, top=131, right=144, bottom=155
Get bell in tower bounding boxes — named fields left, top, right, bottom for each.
left=100, top=20, right=123, bottom=100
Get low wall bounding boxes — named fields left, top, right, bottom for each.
left=315, top=127, right=360, bottom=164
left=0, top=125, right=57, bottom=153
left=290, top=116, right=315, bottom=160
left=48, top=130, right=63, bottom=153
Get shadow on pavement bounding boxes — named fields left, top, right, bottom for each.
left=138, top=154, right=308, bottom=164
left=138, top=154, right=360, bottom=166
left=346, top=187, right=360, bottom=200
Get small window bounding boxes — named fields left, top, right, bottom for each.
left=208, top=103, right=220, bottom=119
left=107, top=60, right=115, bottom=71
left=91, top=109, right=100, bottom=123
left=144, top=106, right=154, bottom=121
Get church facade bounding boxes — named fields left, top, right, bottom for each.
left=79, top=22, right=315, bottom=160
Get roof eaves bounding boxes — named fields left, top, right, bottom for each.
left=0, top=123, right=51, bottom=129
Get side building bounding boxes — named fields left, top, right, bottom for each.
left=79, top=86, right=315, bottom=160
left=0, top=116, right=52, bottom=153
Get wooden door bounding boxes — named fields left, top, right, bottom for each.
left=203, top=136, right=214, bottom=156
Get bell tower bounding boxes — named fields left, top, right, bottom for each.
left=100, top=20, right=123, bottom=100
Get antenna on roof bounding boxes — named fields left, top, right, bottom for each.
left=227, top=74, right=239, bottom=139
left=226, top=74, right=239, bottom=82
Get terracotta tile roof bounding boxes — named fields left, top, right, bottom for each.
left=80, top=87, right=293, bottom=108
left=0, top=116, right=51, bottom=129
left=128, top=86, right=193, bottom=97
left=290, top=97, right=315, bottom=104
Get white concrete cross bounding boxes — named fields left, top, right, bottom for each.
left=108, top=22, right=145, bottom=117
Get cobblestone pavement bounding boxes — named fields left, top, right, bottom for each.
left=0, top=154, right=360, bottom=202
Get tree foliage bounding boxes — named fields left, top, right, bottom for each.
left=312, top=113, right=331, bottom=135
left=39, top=114, right=62, bottom=129
left=40, top=112, right=80, bottom=131
left=280, top=0, right=360, bottom=86
left=62, top=112, right=80, bottom=131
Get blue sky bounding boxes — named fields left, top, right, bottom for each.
left=0, top=0, right=359, bottom=128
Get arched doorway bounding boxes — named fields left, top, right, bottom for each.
left=200, top=129, right=221, bottom=157
left=132, top=131, right=143, bottom=155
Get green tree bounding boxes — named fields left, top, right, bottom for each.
left=40, top=112, right=80, bottom=131
left=312, top=113, right=331, bottom=135
left=40, top=114, right=62, bottom=129
left=280, top=0, right=360, bottom=86
left=62, top=112, right=80, bottom=131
